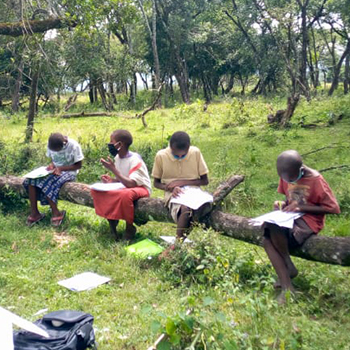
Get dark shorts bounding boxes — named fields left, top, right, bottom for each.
left=264, top=218, right=314, bottom=250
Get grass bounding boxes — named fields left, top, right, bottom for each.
left=1, top=92, right=350, bottom=349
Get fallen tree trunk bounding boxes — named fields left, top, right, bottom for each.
left=60, top=111, right=114, bottom=118
left=1, top=175, right=350, bottom=266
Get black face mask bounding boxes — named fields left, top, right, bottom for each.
left=108, top=143, right=119, bottom=157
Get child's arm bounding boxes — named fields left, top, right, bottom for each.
left=283, top=202, right=339, bottom=214
left=49, top=161, right=82, bottom=175
left=100, top=157, right=137, bottom=188
left=153, top=178, right=167, bottom=191
left=165, top=174, right=209, bottom=192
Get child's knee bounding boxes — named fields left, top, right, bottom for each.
left=179, top=205, right=192, bottom=218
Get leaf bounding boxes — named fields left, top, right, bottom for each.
left=170, top=333, right=181, bottom=345
left=196, top=264, right=205, bottom=270
left=157, top=340, right=171, bottom=350
left=203, top=296, right=215, bottom=306
left=166, top=318, right=176, bottom=335
left=151, top=320, right=162, bottom=334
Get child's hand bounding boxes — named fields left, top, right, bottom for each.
left=166, top=181, right=184, bottom=191
left=52, top=167, right=62, bottom=176
left=172, top=186, right=183, bottom=198
left=283, top=201, right=300, bottom=212
left=274, top=201, right=286, bottom=210
left=100, top=157, right=116, bottom=172
left=101, top=174, right=113, bottom=183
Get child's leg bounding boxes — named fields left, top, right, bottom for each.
left=269, top=228, right=298, bottom=278
left=28, top=185, right=41, bottom=218
left=176, top=205, right=192, bottom=239
left=263, top=224, right=295, bottom=292
left=47, top=198, right=63, bottom=218
left=108, top=219, right=119, bottom=238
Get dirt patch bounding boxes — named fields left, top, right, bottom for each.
left=52, top=231, right=75, bottom=248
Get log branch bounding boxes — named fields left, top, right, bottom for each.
left=60, top=111, right=114, bottom=119
left=1, top=175, right=350, bottom=266
left=135, top=82, right=165, bottom=127
left=0, top=18, right=77, bottom=37
left=319, top=165, right=350, bottom=173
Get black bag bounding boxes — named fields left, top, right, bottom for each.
left=13, top=310, right=96, bottom=350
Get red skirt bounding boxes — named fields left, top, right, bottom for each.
left=91, top=186, right=149, bottom=224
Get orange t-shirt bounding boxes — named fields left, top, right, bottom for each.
left=277, top=174, right=340, bottom=233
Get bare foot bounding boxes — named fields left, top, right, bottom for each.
left=123, top=224, right=136, bottom=241
left=276, top=288, right=296, bottom=305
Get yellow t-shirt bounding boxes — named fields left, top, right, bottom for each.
left=152, top=146, right=209, bottom=202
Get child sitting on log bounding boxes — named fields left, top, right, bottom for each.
left=263, top=150, right=340, bottom=304
left=24, top=133, right=84, bottom=227
left=91, top=129, right=151, bottom=241
left=152, top=131, right=209, bottom=243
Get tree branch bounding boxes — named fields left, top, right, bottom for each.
left=0, top=18, right=77, bottom=37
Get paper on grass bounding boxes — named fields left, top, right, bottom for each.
left=160, top=236, right=192, bottom=244
left=170, top=186, right=213, bottom=210
left=58, top=272, right=111, bottom=292
left=249, top=210, right=304, bottom=229
left=90, top=182, right=125, bottom=191
left=24, top=166, right=52, bottom=179
left=0, top=306, right=49, bottom=347
left=0, top=316, right=13, bottom=350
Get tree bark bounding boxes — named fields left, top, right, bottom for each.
left=1, top=175, right=350, bottom=266
left=25, top=66, right=40, bottom=143
left=328, top=39, right=350, bottom=96
left=0, top=18, right=77, bottom=37
left=344, top=53, right=350, bottom=95
left=11, top=59, right=24, bottom=112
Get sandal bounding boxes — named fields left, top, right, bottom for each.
left=51, top=211, right=66, bottom=227
left=26, top=213, right=46, bottom=227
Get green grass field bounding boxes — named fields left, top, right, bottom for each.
left=1, top=93, right=350, bottom=349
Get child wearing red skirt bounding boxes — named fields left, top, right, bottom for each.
left=91, top=130, right=151, bottom=240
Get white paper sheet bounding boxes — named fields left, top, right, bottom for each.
left=0, top=316, right=14, bottom=350
left=169, top=186, right=213, bottom=210
left=23, top=166, right=52, bottom=179
left=249, top=210, right=304, bottom=229
left=160, top=236, right=192, bottom=244
left=90, top=182, right=125, bottom=191
left=0, top=306, right=49, bottom=341
left=58, top=272, right=111, bottom=291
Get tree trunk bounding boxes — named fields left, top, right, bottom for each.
left=25, top=66, right=40, bottom=143
left=97, top=78, right=112, bottom=111
left=299, top=2, right=310, bottom=97
left=108, top=82, right=118, bottom=104
left=329, top=39, right=350, bottom=96
left=1, top=175, right=350, bottom=266
left=224, top=73, right=234, bottom=94
left=11, top=59, right=24, bottom=113
left=344, top=53, right=350, bottom=95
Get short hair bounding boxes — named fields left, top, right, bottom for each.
left=277, top=150, right=303, bottom=173
left=170, top=131, right=190, bottom=150
left=111, top=129, right=133, bottom=147
left=48, top=133, right=65, bottom=151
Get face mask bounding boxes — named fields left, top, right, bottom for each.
left=288, top=168, right=304, bottom=183
left=108, top=143, right=119, bottom=157
left=172, top=153, right=187, bottom=160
